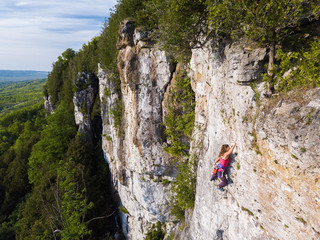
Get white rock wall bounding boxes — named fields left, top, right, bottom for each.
left=99, top=26, right=320, bottom=238
left=99, top=42, right=176, bottom=238
left=186, top=42, right=320, bottom=240
left=73, top=72, right=98, bottom=143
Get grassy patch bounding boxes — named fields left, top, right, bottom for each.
left=119, top=206, right=129, bottom=214
left=145, top=222, right=165, bottom=240
left=300, top=148, right=306, bottom=153
left=241, top=207, right=254, bottom=216
left=102, top=134, right=112, bottom=141
left=242, top=116, right=248, bottom=123
left=161, top=179, right=171, bottom=185
left=104, top=87, right=111, bottom=97
left=296, top=217, right=306, bottom=224
left=110, top=98, right=123, bottom=136
left=250, top=130, right=261, bottom=155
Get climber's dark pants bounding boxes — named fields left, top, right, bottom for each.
left=218, top=170, right=228, bottom=188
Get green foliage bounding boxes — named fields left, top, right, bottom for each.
left=46, top=50, right=72, bottom=105
left=80, top=101, right=87, bottom=114
left=170, top=156, right=197, bottom=221
left=0, top=103, right=44, bottom=154
left=0, top=79, right=46, bottom=115
left=300, top=148, right=307, bottom=153
left=241, top=206, right=254, bottom=216
left=296, top=217, right=307, bottom=224
left=145, top=221, right=165, bottom=240
left=274, top=38, right=320, bottom=91
left=161, top=179, right=170, bottom=185
left=206, top=0, right=320, bottom=90
left=0, top=102, right=45, bottom=239
left=46, top=39, right=99, bottom=108
left=119, top=206, right=129, bottom=214
left=164, top=69, right=195, bottom=157
left=28, top=102, right=77, bottom=185
left=162, top=68, right=196, bottom=221
left=104, top=87, right=111, bottom=97
left=16, top=111, right=115, bottom=239
left=58, top=164, right=93, bottom=240
left=98, top=0, right=207, bottom=63
left=206, top=0, right=319, bottom=45
left=110, top=98, right=123, bottom=136
left=143, top=0, right=208, bottom=61
left=61, top=136, right=116, bottom=239
left=74, top=37, right=100, bottom=74
left=0, top=201, right=24, bottom=240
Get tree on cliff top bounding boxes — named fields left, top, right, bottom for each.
left=206, top=0, right=320, bottom=92
left=144, top=0, right=208, bottom=60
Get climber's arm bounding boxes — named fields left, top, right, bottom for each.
left=223, top=141, right=236, bottom=158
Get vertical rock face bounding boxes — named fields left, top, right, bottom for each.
left=44, top=95, right=55, bottom=114
left=73, top=72, right=99, bottom=142
left=99, top=21, right=176, bottom=239
left=186, top=42, right=320, bottom=240
left=99, top=22, right=320, bottom=239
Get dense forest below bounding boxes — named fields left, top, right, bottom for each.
left=0, top=0, right=319, bottom=239
left=0, top=79, right=46, bottom=115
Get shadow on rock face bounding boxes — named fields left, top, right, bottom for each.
left=215, top=229, right=224, bottom=240
left=226, top=152, right=237, bottom=185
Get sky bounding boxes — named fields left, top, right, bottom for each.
left=0, top=0, right=118, bottom=71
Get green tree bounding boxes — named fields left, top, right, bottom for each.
left=0, top=104, right=45, bottom=239
left=62, top=48, right=76, bottom=61
left=163, top=68, right=197, bottom=221
left=28, top=102, right=76, bottom=186
left=145, top=222, right=165, bottom=240
left=164, top=69, right=195, bottom=156
left=145, top=0, right=208, bottom=60
left=275, top=38, right=320, bottom=91
left=58, top=162, right=93, bottom=240
left=206, top=0, right=320, bottom=92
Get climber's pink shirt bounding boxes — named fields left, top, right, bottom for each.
left=219, top=158, right=230, bottom=168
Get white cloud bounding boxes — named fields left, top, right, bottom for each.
left=0, top=0, right=118, bottom=71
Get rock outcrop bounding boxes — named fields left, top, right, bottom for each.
left=99, top=21, right=176, bottom=239
left=44, top=95, right=55, bottom=114
left=73, top=72, right=99, bottom=142
left=185, top=42, right=320, bottom=240
left=99, top=22, right=320, bottom=239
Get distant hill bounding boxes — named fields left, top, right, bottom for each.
left=0, top=78, right=46, bottom=115
left=0, top=70, right=48, bottom=82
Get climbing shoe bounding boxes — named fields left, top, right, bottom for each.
left=218, top=187, right=225, bottom=192
left=210, top=174, right=217, bottom=181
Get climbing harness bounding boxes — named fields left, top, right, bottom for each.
left=210, top=159, right=227, bottom=181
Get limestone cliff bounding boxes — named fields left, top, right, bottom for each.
left=99, top=20, right=176, bottom=239
left=73, top=72, right=99, bottom=143
left=44, top=95, right=55, bottom=114
left=185, top=42, right=320, bottom=240
left=98, top=22, right=320, bottom=239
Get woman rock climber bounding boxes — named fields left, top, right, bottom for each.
left=211, top=141, right=236, bottom=191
